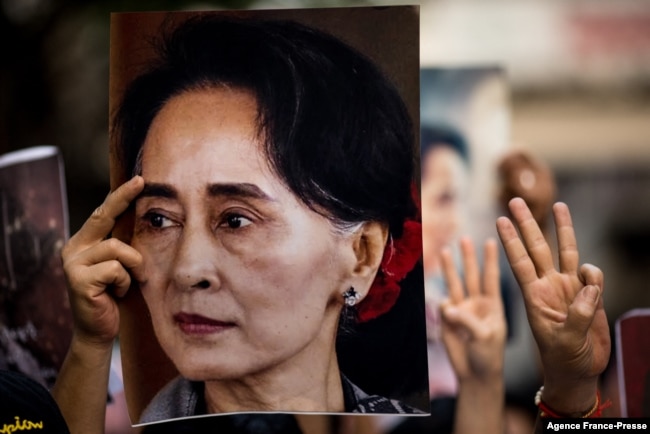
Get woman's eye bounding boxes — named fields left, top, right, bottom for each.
left=435, top=189, right=457, bottom=207
left=222, top=214, right=253, bottom=229
left=147, top=213, right=175, bottom=229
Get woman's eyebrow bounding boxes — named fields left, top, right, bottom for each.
left=207, top=183, right=275, bottom=201
left=140, top=182, right=177, bottom=199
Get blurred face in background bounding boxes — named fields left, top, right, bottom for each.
left=420, top=144, right=468, bottom=275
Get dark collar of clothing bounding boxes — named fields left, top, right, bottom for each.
left=341, top=374, right=424, bottom=414
left=140, top=373, right=423, bottom=424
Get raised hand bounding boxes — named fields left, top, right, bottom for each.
left=496, top=197, right=610, bottom=415
left=440, top=237, right=506, bottom=382
left=440, top=237, right=506, bottom=434
left=61, top=175, right=144, bottom=345
left=54, top=176, right=145, bottom=433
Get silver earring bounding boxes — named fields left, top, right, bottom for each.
left=343, top=287, right=361, bottom=307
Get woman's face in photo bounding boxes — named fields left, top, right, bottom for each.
left=420, top=145, right=467, bottom=269
left=131, top=87, right=353, bottom=382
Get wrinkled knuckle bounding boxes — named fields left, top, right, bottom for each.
left=104, top=237, right=122, bottom=251
left=62, top=255, right=79, bottom=279
left=116, top=275, right=132, bottom=295
left=60, top=242, right=72, bottom=261
left=108, top=259, right=125, bottom=275
left=62, top=260, right=73, bottom=276
left=91, top=205, right=106, bottom=221
left=574, top=303, right=593, bottom=319
left=569, top=306, right=594, bottom=328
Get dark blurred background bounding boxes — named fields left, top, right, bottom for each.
left=0, top=0, right=262, bottom=233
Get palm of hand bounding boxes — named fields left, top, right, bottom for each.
left=62, top=176, right=144, bottom=346
left=498, top=198, right=611, bottom=386
left=442, top=294, right=506, bottom=380
left=526, top=270, right=610, bottom=383
left=440, top=238, right=506, bottom=382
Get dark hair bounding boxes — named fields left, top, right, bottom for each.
left=420, top=123, right=469, bottom=164
left=112, top=14, right=416, bottom=237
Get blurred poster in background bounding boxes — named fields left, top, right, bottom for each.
left=616, top=309, right=650, bottom=417
left=421, top=67, right=510, bottom=246
left=419, top=67, right=511, bottom=399
left=0, top=146, right=72, bottom=388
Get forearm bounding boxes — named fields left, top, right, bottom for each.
left=454, top=376, right=505, bottom=434
left=52, top=335, right=114, bottom=434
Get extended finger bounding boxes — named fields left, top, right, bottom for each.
left=508, top=197, right=555, bottom=276
left=496, top=215, right=538, bottom=288
left=68, top=176, right=144, bottom=250
left=441, top=246, right=464, bottom=304
left=482, top=238, right=500, bottom=297
left=73, top=238, right=142, bottom=270
left=460, top=237, right=481, bottom=298
left=553, top=202, right=580, bottom=274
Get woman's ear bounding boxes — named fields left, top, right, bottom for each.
left=351, top=221, right=389, bottom=281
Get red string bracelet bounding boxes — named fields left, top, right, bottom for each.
left=535, top=386, right=611, bottom=418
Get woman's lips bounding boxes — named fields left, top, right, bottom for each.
left=173, top=312, right=235, bottom=335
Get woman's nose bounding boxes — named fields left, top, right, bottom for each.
left=172, top=226, right=219, bottom=291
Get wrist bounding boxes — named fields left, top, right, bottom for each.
left=539, top=378, right=599, bottom=416
left=455, top=374, right=505, bottom=434
left=456, top=360, right=505, bottom=386
left=458, top=374, right=504, bottom=397
left=69, top=333, right=114, bottom=367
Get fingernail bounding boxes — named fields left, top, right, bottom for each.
left=584, top=285, right=599, bottom=303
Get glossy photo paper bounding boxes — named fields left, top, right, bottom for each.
left=109, top=7, right=427, bottom=425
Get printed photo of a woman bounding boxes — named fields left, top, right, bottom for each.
left=99, top=7, right=427, bottom=424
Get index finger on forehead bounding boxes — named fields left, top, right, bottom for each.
left=69, top=176, right=144, bottom=249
